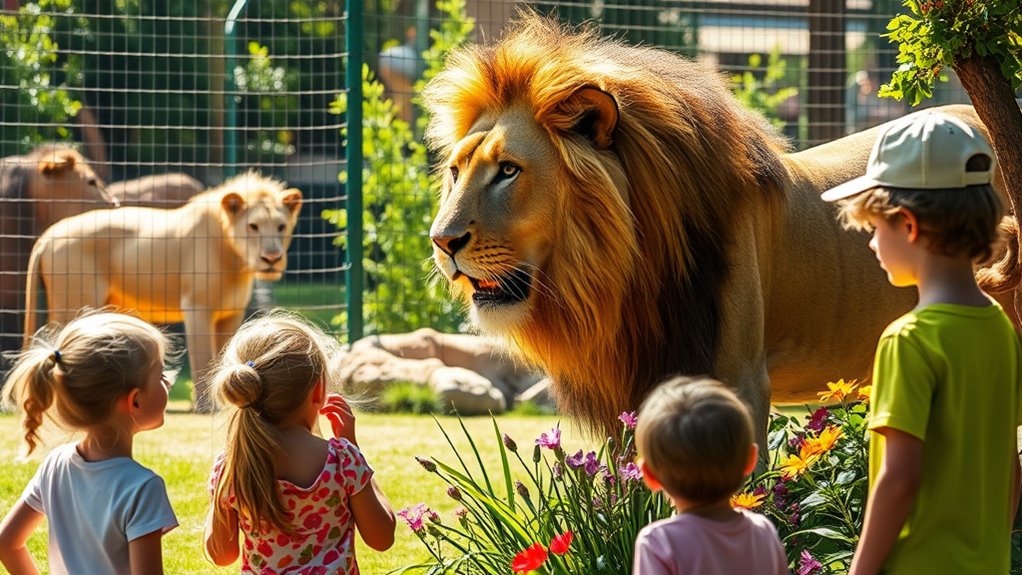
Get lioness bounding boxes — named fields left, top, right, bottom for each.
left=24, top=171, right=302, bottom=411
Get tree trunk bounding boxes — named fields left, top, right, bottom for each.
left=955, top=55, right=1022, bottom=319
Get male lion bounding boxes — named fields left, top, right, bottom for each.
left=24, top=171, right=302, bottom=411
left=423, top=15, right=1019, bottom=447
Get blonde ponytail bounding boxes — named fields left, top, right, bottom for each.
left=2, top=346, right=60, bottom=455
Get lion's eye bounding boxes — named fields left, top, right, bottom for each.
left=450, top=166, right=459, bottom=183
left=248, top=223, right=258, bottom=232
left=277, top=224, right=285, bottom=232
left=498, top=163, right=521, bottom=179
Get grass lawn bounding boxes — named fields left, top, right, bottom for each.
left=0, top=408, right=591, bottom=574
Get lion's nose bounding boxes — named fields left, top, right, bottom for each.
left=261, top=253, right=283, bottom=266
left=432, top=232, right=471, bottom=257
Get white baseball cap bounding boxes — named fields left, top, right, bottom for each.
left=821, top=110, right=995, bottom=202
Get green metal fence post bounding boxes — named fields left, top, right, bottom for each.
left=224, top=0, right=249, bottom=179
left=345, top=0, right=364, bottom=343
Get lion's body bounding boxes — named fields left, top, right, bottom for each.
left=423, top=16, right=1017, bottom=443
left=0, top=145, right=116, bottom=358
left=25, top=172, right=302, bottom=410
left=109, top=172, right=205, bottom=209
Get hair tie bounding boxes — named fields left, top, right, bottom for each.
left=53, top=350, right=62, bottom=363
left=245, top=360, right=255, bottom=368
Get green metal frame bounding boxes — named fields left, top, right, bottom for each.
left=345, top=0, right=364, bottom=342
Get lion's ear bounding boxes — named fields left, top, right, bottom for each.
left=281, top=188, right=303, bottom=215
left=221, top=191, right=245, bottom=215
left=38, top=151, right=77, bottom=175
left=550, top=86, right=619, bottom=150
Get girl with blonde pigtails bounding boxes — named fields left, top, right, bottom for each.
left=0, top=311, right=179, bottom=575
left=203, top=310, right=395, bottom=573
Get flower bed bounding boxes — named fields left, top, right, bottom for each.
left=394, top=381, right=1021, bottom=574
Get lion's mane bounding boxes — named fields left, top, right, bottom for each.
left=424, top=16, right=793, bottom=430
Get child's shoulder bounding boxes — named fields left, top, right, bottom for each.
left=882, top=302, right=1010, bottom=339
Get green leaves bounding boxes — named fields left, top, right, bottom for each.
left=881, top=0, right=1022, bottom=105
left=730, top=46, right=799, bottom=129
left=327, top=0, right=473, bottom=334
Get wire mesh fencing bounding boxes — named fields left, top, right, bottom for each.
left=1, top=0, right=977, bottom=405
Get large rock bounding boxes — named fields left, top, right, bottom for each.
left=334, top=328, right=547, bottom=415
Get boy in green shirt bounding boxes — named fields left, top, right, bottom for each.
left=822, top=110, right=1022, bottom=575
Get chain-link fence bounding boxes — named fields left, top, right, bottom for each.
left=1, top=0, right=974, bottom=398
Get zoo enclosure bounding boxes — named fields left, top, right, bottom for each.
left=0, top=0, right=974, bottom=359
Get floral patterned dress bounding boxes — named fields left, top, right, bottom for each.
left=209, top=438, right=373, bottom=574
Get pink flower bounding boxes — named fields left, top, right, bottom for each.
left=618, top=411, right=638, bottom=429
left=797, top=550, right=823, bottom=575
left=535, top=425, right=561, bottom=450
left=549, top=531, right=573, bottom=555
left=806, top=407, right=829, bottom=432
left=397, top=503, right=428, bottom=532
left=619, top=462, right=643, bottom=481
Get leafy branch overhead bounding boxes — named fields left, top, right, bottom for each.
left=880, top=0, right=1022, bottom=106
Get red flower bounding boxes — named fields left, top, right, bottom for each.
left=512, top=543, right=548, bottom=573
left=549, top=531, right=573, bottom=555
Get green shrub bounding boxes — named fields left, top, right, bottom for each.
left=378, top=381, right=443, bottom=415
left=326, top=0, right=473, bottom=335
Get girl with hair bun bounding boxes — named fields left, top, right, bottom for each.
left=0, top=310, right=178, bottom=575
left=203, top=311, right=395, bottom=573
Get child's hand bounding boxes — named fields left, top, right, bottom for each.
left=320, top=393, right=357, bottom=446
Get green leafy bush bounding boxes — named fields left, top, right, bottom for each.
left=326, top=0, right=473, bottom=334
left=731, top=47, right=799, bottom=129
left=378, top=381, right=443, bottom=415
left=0, top=0, right=82, bottom=152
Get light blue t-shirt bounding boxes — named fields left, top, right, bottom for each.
left=21, top=442, right=178, bottom=575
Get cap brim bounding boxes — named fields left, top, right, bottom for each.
left=820, top=175, right=882, bottom=202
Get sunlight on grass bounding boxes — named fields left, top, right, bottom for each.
left=0, top=410, right=588, bottom=574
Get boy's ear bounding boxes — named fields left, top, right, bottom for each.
left=898, top=208, right=921, bottom=243
left=639, top=459, right=664, bottom=492
left=744, top=444, right=759, bottom=476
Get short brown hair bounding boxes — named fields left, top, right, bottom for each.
left=836, top=176, right=1003, bottom=263
left=635, top=376, right=753, bottom=503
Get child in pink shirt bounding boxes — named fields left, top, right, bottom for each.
left=634, top=376, right=788, bottom=574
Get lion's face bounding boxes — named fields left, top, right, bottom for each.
left=30, top=148, right=118, bottom=229
left=221, top=186, right=303, bottom=281
left=430, top=104, right=566, bottom=333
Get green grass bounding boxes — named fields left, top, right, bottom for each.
left=0, top=411, right=585, bottom=574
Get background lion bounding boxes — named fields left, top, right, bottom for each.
left=24, top=171, right=302, bottom=411
left=423, top=15, right=1019, bottom=448
left=0, top=144, right=117, bottom=362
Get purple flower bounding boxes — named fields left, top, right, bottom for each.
left=565, top=450, right=585, bottom=469
left=807, top=407, right=829, bottom=433
left=584, top=451, right=602, bottom=476
left=788, top=433, right=804, bottom=449
left=797, top=550, right=823, bottom=575
left=592, top=496, right=603, bottom=509
left=535, top=425, right=561, bottom=450
left=552, top=462, right=564, bottom=479
left=427, top=510, right=441, bottom=523
left=398, top=503, right=428, bottom=533
left=447, top=486, right=462, bottom=501
left=619, top=462, right=643, bottom=481
left=618, top=411, right=638, bottom=429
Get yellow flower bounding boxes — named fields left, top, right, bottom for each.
left=802, top=425, right=844, bottom=457
left=857, top=385, right=872, bottom=402
left=730, top=490, right=765, bottom=510
left=779, top=452, right=817, bottom=479
left=818, top=379, right=858, bottom=402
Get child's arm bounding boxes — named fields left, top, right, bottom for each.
left=202, top=503, right=240, bottom=566
left=128, top=530, right=164, bottom=575
left=849, top=427, right=923, bottom=575
left=0, top=500, right=44, bottom=575
left=350, top=477, right=396, bottom=551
